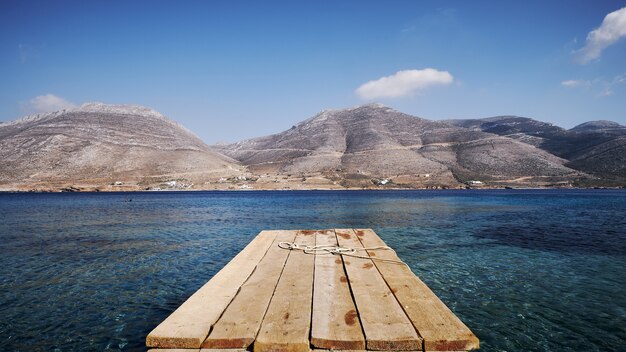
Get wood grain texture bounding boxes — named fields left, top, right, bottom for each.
left=146, top=230, right=279, bottom=348
left=356, top=228, right=479, bottom=351
left=311, top=230, right=366, bottom=350
left=254, top=230, right=317, bottom=352
left=335, top=229, right=422, bottom=351
left=202, top=230, right=297, bottom=349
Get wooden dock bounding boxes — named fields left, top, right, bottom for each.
left=146, top=229, right=479, bottom=352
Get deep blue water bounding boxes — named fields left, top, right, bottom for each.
left=0, top=190, right=624, bottom=352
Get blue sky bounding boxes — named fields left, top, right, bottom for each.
left=1, top=0, right=625, bottom=143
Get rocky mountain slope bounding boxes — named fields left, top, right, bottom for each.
left=446, top=116, right=626, bottom=179
left=2, top=103, right=621, bottom=191
left=0, top=103, right=242, bottom=191
left=215, top=104, right=584, bottom=188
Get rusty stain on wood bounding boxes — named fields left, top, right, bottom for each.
left=344, top=310, right=358, bottom=326
left=336, top=231, right=351, bottom=240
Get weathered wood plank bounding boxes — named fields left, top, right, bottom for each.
left=311, top=350, right=463, bottom=352
left=311, top=231, right=365, bottom=350
left=254, top=230, right=317, bottom=352
left=335, top=229, right=422, bottom=351
left=148, top=350, right=246, bottom=352
left=311, top=230, right=366, bottom=350
left=146, top=230, right=280, bottom=348
left=355, top=228, right=479, bottom=351
left=201, top=230, right=297, bottom=349
left=310, top=350, right=424, bottom=352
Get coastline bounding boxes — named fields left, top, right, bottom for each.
left=2, top=171, right=624, bottom=193
left=1, top=185, right=624, bottom=193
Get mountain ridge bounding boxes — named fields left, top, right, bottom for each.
left=1, top=103, right=624, bottom=191
left=445, top=115, right=626, bottom=179
left=0, top=103, right=242, bottom=191
left=214, top=104, right=587, bottom=188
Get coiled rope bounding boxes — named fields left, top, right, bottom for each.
left=277, top=242, right=407, bottom=266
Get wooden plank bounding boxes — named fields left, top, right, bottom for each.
left=335, top=229, right=422, bottom=351
left=146, top=230, right=279, bottom=348
left=147, top=350, right=245, bottom=352
left=355, top=228, right=479, bottom=351
left=311, top=230, right=366, bottom=350
left=311, top=350, right=424, bottom=352
left=202, top=230, right=297, bottom=349
left=254, top=230, right=317, bottom=352
left=311, top=350, right=462, bottom=352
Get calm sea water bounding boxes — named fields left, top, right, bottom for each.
left=0, top=190, right=624, bottom=352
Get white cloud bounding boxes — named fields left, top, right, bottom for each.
left=24, top=94, right=77, bottom=113
left=561, top=79, right=585, bottom=87
left=576, top=6, right=626, bottom=64
left=561, top=73, right=625, bottom=97
left=356, top=68, right=454, bottom=100
left=603, top=73, right=626, bottom=96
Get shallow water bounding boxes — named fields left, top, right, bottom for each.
left=0, top=190, right=624, bottom=351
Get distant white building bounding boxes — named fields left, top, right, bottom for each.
left=468, top=180, right=483, bottom=185
left=373, top=178, right=390, bottom=186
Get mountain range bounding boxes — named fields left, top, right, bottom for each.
left=1, top=103, right=624, bottom=191
left=446, top=116, right=626, bottom=179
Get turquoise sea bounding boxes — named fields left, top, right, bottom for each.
left=0, top=190, right=624, bottom=351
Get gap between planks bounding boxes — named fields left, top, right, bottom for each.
left=335, top=229, right=423, bottom=351
left=254, top=230, right=317, bottom=352
left=311, top=230, right=365, bottom=350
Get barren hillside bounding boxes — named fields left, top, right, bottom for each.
left=0, top=103, right=242, bottom=191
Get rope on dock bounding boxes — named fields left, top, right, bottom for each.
left=277, top=242, right=408, bottom=266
